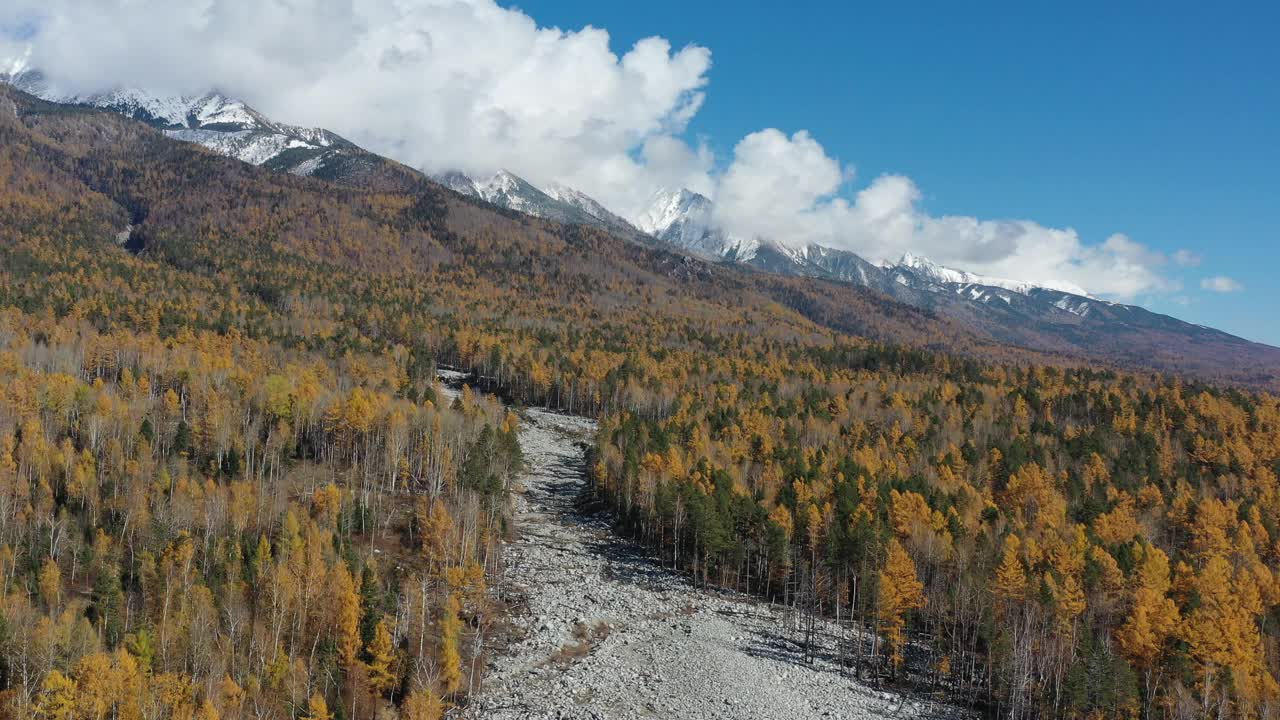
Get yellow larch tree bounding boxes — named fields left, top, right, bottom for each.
left=401, top=688, right=442, bottom=720
left=993, top=536, right=1028, bottom=606
left=304, top=693, right=333, bottom=720
left=367, top=619, right=398, bottom=696
left=33, top=670, right=78, bottom=720
left=877, top=539, right=926, bottom=672
left=1184, top=554, right=1279, bottom=716
left=439, top=592, right=464, bottom=696
left=331, top=563, right=363, bottom=670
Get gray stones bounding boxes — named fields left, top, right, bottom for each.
left=458, top=406, right=967, bottom=720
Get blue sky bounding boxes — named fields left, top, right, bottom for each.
left=517, top=0, right=1279, bottom=345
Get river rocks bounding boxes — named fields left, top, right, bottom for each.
left=455, top=403, right=967, bottom=720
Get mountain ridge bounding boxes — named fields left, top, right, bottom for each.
left=0, top=68, right=425, bottom=189
left=4, top=76, right=1273, bottom=387
left=430, top=169, right=641, bottom=239
left=627, top=185, right=1280, bottom=361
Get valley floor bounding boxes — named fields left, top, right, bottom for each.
left=457, top=402, right=968, bottom=719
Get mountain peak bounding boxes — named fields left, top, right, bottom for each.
left=479, top=169, right=535, bottom=197
left=431, top=169, right=637, bottom=236
left=888, top=253, right=979, bottom=287
left=543, top=182, right=635, bottom=231
left=636, top=187, right=712, bottom=236
left=896, top=251, right=932, bottom=269
left=434, top=170, right=481, bottom=197
left=632, top=186, right=1098, bottom=301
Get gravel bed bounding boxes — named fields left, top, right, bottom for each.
left=456, top=405, right=970, bottom=720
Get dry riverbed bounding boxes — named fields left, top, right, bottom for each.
left=448, top=394, right=968, bottom=720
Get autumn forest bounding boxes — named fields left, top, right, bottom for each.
left=2, top=85, right=1280, bottom=720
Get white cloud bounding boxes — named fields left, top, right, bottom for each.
left=3, top=0, right=1180, bottom=300
left=3, top=0, right=711, bottom=218
left=1201, top=276, right=1243, bottom=293
left=716, top=130, right=847, bottom=228
left=711, top=131, right=1173, bottom=299
left=1173, top=249, right=1202, bottom=267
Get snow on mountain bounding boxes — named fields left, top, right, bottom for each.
left=627, top=185, right=1150, bottom=336
left=0, top=68, right=353, bottom=176
left=637, top=188, right=712, bottom=237
left=433, top=170, right=482, bottom=198
left=189, top=93, right=262, bottom=128
left=1, top=66, right=47, bottom=96
left=165, top=129, right=313, bottom=167
left=444, top=169, right=576, bottom=219
left=1054, top=295, right=1094, bottom=318
left=544, top=182, right=635, bottom=231
left=883, top=252, right=1092, bottom=298
left=475, top=171, right=550, bottom=214
left=434, top=170, right=552, bottom=213
left=632, top=185, right=1098, bottom=303
left=84, top=88, right=197, bottom=127
left=433, top=169, right=638, bottom=236
left=635, top=188, right=761, bottom=260
left=4, top=64, right=1139, bottom=337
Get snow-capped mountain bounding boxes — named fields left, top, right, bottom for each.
left=884, top=252, right=1091, bottom=298
left=0, top=65, right=644, bottom=235
left=432, top=169, right=638, bottom=237
left=433, top=170, right=485, bottom=198
left=1, top=67, right=370, bottom=179
left=438, top=170, right=553, bottom=214
left=3, top=76, right=1271, bottom=387
left=626, top=186, right=1190, bottom=343
left=633, top=186, right=1094, bottom=298
left=637, top=188, right=713, bottom=243
left=6, top=66, right=1257, bottom=376
left=636, top=188, right=762, bottom=260
left=544, top=182, right=636, bottom=232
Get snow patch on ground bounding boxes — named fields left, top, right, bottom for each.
left=290, top=156, right=325, bottom=176
left=164, top=128, right=299, bottom=166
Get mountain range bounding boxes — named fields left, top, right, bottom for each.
left=434, top=176, right=1277, bottom=383
left=3, top=72, right=1276, bottom=388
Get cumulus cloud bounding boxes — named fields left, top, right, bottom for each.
left=715, top=129, right=849, bottom=239
left=711, top=131, right=1173, bottom=298
left=2, top=0, right=711, bottom=218
left=2, top=0, right=1180, bottom=300
left=1201, top=276, right=1244, bottom=293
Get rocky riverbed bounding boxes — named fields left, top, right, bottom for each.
left=452, top=396, right=969, bottom=720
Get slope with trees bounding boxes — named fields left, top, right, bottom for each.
left=2, top=85, right=1280, bottom=719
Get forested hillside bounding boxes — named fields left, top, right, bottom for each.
left=0, top=90, right=528, bottom=718
left=2, top=84, right=1279, bottom=720
left=592, top=351, right=1280, bottom=718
